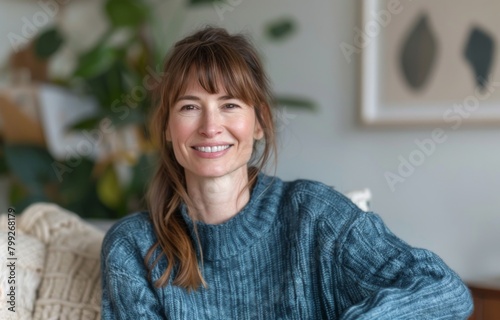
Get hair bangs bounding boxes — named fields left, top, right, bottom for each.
left=175, top=44, right=261, bottom=107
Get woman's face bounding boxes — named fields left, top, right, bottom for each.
left=166, top=79, right=264, bottom=183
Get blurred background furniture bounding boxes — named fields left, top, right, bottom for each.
left=0, top=204, right=103, bottom=320
left=469, top=285, right=500, bottom=320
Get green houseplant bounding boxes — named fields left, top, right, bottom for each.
left=1, top=0, right=314, bottom=219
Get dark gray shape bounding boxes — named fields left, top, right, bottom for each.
left=464, top=27, right=495, bottom=91
left=400, top=13, right=438, bottom=90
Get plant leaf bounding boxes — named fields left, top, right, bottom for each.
left=3, top=144, right=59, bottom=192
left=34, top=28, right=64, bottom=59
left=107, top=109, right=146, bottom=127
left=8, top=181, right=28, bottom=209
left=67, top=187, right=117, bottom=219
left=0, top=151, right=7, bottom=175
left=74, top=45, right=118, bottom=78
left=81, top=61, right=130, bottom=110
left=97, top=164, right=123, bottom=210
left=274, top=96, right=316, bottom=111
left=58, top=157, right=95, bottom=204
left=127, top=153, right=154, bottom=197
left=10, top=192, right=47, bottom=213
left=188, top=0, right=219, bottom=5
left=266, top=18, right=297, bottom=41
left=105, top=0, right=148, bottom=28
left=67, top=114, right=104, bottom=131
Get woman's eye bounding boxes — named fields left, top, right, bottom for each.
left=180, top=105, right=197, bottom=111
left=223, top=103, right=239, bottom=109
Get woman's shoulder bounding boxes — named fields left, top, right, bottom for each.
left=102, top=211, right=156, bottom=260
left=281, top=177, right=359, bottom=213
left=104, top=211, right=153, bottom=240
left=270, top=176, right=368, bottom=244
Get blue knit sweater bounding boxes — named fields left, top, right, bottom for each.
left=101, top=174, right=473, bottom=319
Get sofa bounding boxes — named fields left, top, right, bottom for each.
left=0, top=204, right=104, bottom=320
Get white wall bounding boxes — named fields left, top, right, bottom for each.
left=1, top=0, right=499, bottom=285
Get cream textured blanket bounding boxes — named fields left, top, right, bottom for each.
left=0, top=203, right=104, bottom=320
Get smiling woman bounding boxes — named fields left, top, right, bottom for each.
left=166, top=80, right=264, bottom=187
left=100, top=27, right=473, bottom=319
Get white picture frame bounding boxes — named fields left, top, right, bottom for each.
left=360, top=0, right=500, bottom=126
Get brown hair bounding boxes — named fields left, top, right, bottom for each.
left=145, top=27, right=276, bottom=291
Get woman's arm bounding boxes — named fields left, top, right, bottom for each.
left=331, top=212, right=473, bottom=319
left=101, top=269, right=166, bottom=320
left=100, top=215, right=166, bottom=320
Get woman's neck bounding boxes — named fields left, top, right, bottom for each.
left=185, top=169, right=251, bottom=224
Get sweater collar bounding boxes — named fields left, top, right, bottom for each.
left=180, top=173, right=280, bottom=261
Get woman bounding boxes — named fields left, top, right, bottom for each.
left=101, top=27, right=473, bottom=319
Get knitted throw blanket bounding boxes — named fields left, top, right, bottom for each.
left=0, top=203, right=104, bottom=320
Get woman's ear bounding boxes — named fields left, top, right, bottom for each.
left=253, top=105, right=266, bottom=140
left=254, top=120, right=264, bottom=140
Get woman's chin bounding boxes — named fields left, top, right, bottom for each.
left=185, top=166, right=248, bottom=181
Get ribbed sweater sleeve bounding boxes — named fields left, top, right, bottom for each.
left=320, top=211, right=473, bottom=319
left=101, top=214, right=166, bottom=320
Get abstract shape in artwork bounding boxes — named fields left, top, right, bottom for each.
left=464, top=27, right=495, bottom=91
left=400, top=13, right=438, bottom=90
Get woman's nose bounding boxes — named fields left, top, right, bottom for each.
left=198, top=110, right=223, bottom=137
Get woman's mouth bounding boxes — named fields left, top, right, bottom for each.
left=193, top=145, right=232, bottom=153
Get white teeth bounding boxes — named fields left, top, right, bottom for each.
left=195, top=145, right=230, bottom=153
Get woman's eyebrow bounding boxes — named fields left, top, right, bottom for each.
left=176, top=95, right=235, bottom=102
left=176, top=95, right=200, bottom=101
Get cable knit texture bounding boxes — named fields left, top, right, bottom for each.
left=0, top=226, right=45, bottom=320
left=0, top=203, right=104, bottom=320
left=101, top=174, right=473, bottom=319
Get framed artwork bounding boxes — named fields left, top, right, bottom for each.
left=360, top=0, right=500, bottom=125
